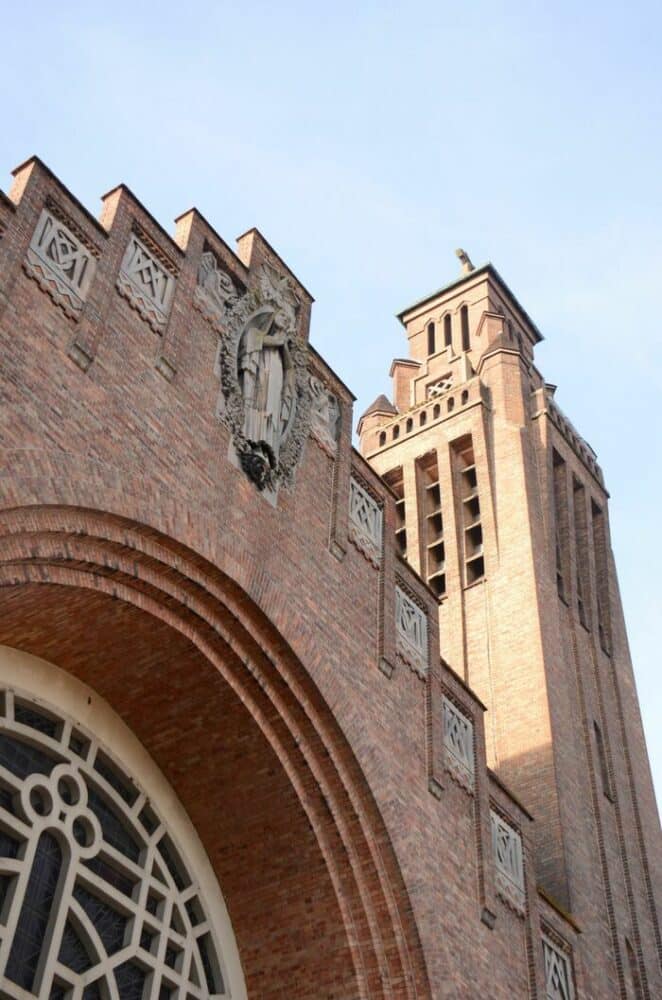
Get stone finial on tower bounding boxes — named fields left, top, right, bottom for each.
left=455, top=248, right=475, bottom=275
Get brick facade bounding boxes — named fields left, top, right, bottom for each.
left=0, top=158, right=658, bottom=997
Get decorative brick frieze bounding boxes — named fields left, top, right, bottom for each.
left=395, top=583, right=428, bottom=677
left=442, top=695, right=474, bottom=791
left=116, top=231, right=176, bottom=332
left=490, top=808, right=525, bottom=914
left=349, top=476, right=383, bottom=565
left=541, top=930, right=575, bottom=1000
left=23, top=207, right=97, bottom=319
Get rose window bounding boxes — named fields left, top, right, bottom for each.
left=0, top=689, right=228, bottom=998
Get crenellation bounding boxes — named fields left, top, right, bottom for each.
left=0, top=157, right=658, bottom=1000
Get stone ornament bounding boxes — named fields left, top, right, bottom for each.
left=395, top=585, right=428, bottom=677
left=542, top=934, right=575, bottom=1000
left=24, top=208, right=97, bottom=319
left=490, top=809, right=526, bottom=914
left=349, top=477, right=383, bottom=565
left=215, top=261, right=311, bottom=493
left=194, top=249, right=239, bottom=331
left=309, top=375, right=340, bottom=453
left=442, top=696, right=474, bottom=791
left=116, top=232, right=176, bottom=333
left=427, top=375, right=453, bottom=398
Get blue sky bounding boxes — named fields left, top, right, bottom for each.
left=2, top=2, right=661, bottom=802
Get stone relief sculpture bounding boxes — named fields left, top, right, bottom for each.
left=194, top=250, right=238, bottom=327
left=198, top=256, right=310, bottom=493
left=24, top=207, right=97, bottom=319
left=395, top=585, right=429, bottom=677
left=349, top=477, right=382, bottom=565
left=237, top=305, right=296, bottom=475
left=116, top=233, right=175, bottom=333
left=309, top=375, right=340, bottom=452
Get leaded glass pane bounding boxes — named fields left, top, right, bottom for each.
left=0, top=689, right=229, bottom=998
left=6, top=832, right=63, bottom=990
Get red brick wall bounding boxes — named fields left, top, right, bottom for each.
left=1, top=156, right=656, bottom=998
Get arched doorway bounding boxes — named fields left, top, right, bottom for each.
left=0, top=506, right=431, bottom=999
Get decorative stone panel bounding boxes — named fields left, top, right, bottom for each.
left=442, top=696, right=474, bottom=791
left=490, top=809, right=525, bottom=914
left=395, top=585, right=428, bottom=677
left=194, top=248, right=239, bottom=332
left=24, top=208, right=97, bottom=318
left=116, top=232, right=176, bottom=332
left=349, top=477, right=382, bottom=565
left=542, top=933, right=575, bottom=1000
left=309, top=375, right=340, bottom=454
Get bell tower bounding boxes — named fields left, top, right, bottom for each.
left=359, top=254, right=662, bottom=993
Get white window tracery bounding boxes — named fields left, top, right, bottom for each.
left=426, top=376, right=453, bottom=399
left=0, top=688, right=231, bottom=999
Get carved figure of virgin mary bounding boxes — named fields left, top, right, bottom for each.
left=237, top=307, right=295, bottom=466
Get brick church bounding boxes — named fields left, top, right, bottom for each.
left=0, top=155, right=658, bottom=998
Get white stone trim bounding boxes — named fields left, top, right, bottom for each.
left=0, top=644, right=247, bottom=1000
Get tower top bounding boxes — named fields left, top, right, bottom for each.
left=395, top=262, right=543, bottom=345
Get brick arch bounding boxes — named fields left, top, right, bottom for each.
left=0, top=504, right=431, bottom=1000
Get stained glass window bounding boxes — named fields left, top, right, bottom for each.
left=0, top=688, right=229, bottom=998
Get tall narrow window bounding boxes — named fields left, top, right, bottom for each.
left=460, top=306, right=470, bottom=352
left=443, top=314, right=452, bottom=349
left=552, top=451, right=570, bottom=603
left=427, top=321, right=436, bottom=356
left=384, top=467, right=407, bottom=558
left=454, top=436, right=484, bottom=584
left=591, top=500, right=612, bottom=655
left=417, top=451, right=445, bottom=597
left=573, top=478, right=590, bottom=629
left=593, top=721, right=613, bottom=801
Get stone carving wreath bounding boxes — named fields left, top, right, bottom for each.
left=200, top=256, right=311, bottom=493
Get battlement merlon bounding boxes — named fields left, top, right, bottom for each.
left=0, top=156, right=315, bottom=352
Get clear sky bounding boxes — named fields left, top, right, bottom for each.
left=1, top=2, right=660, bottom=803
